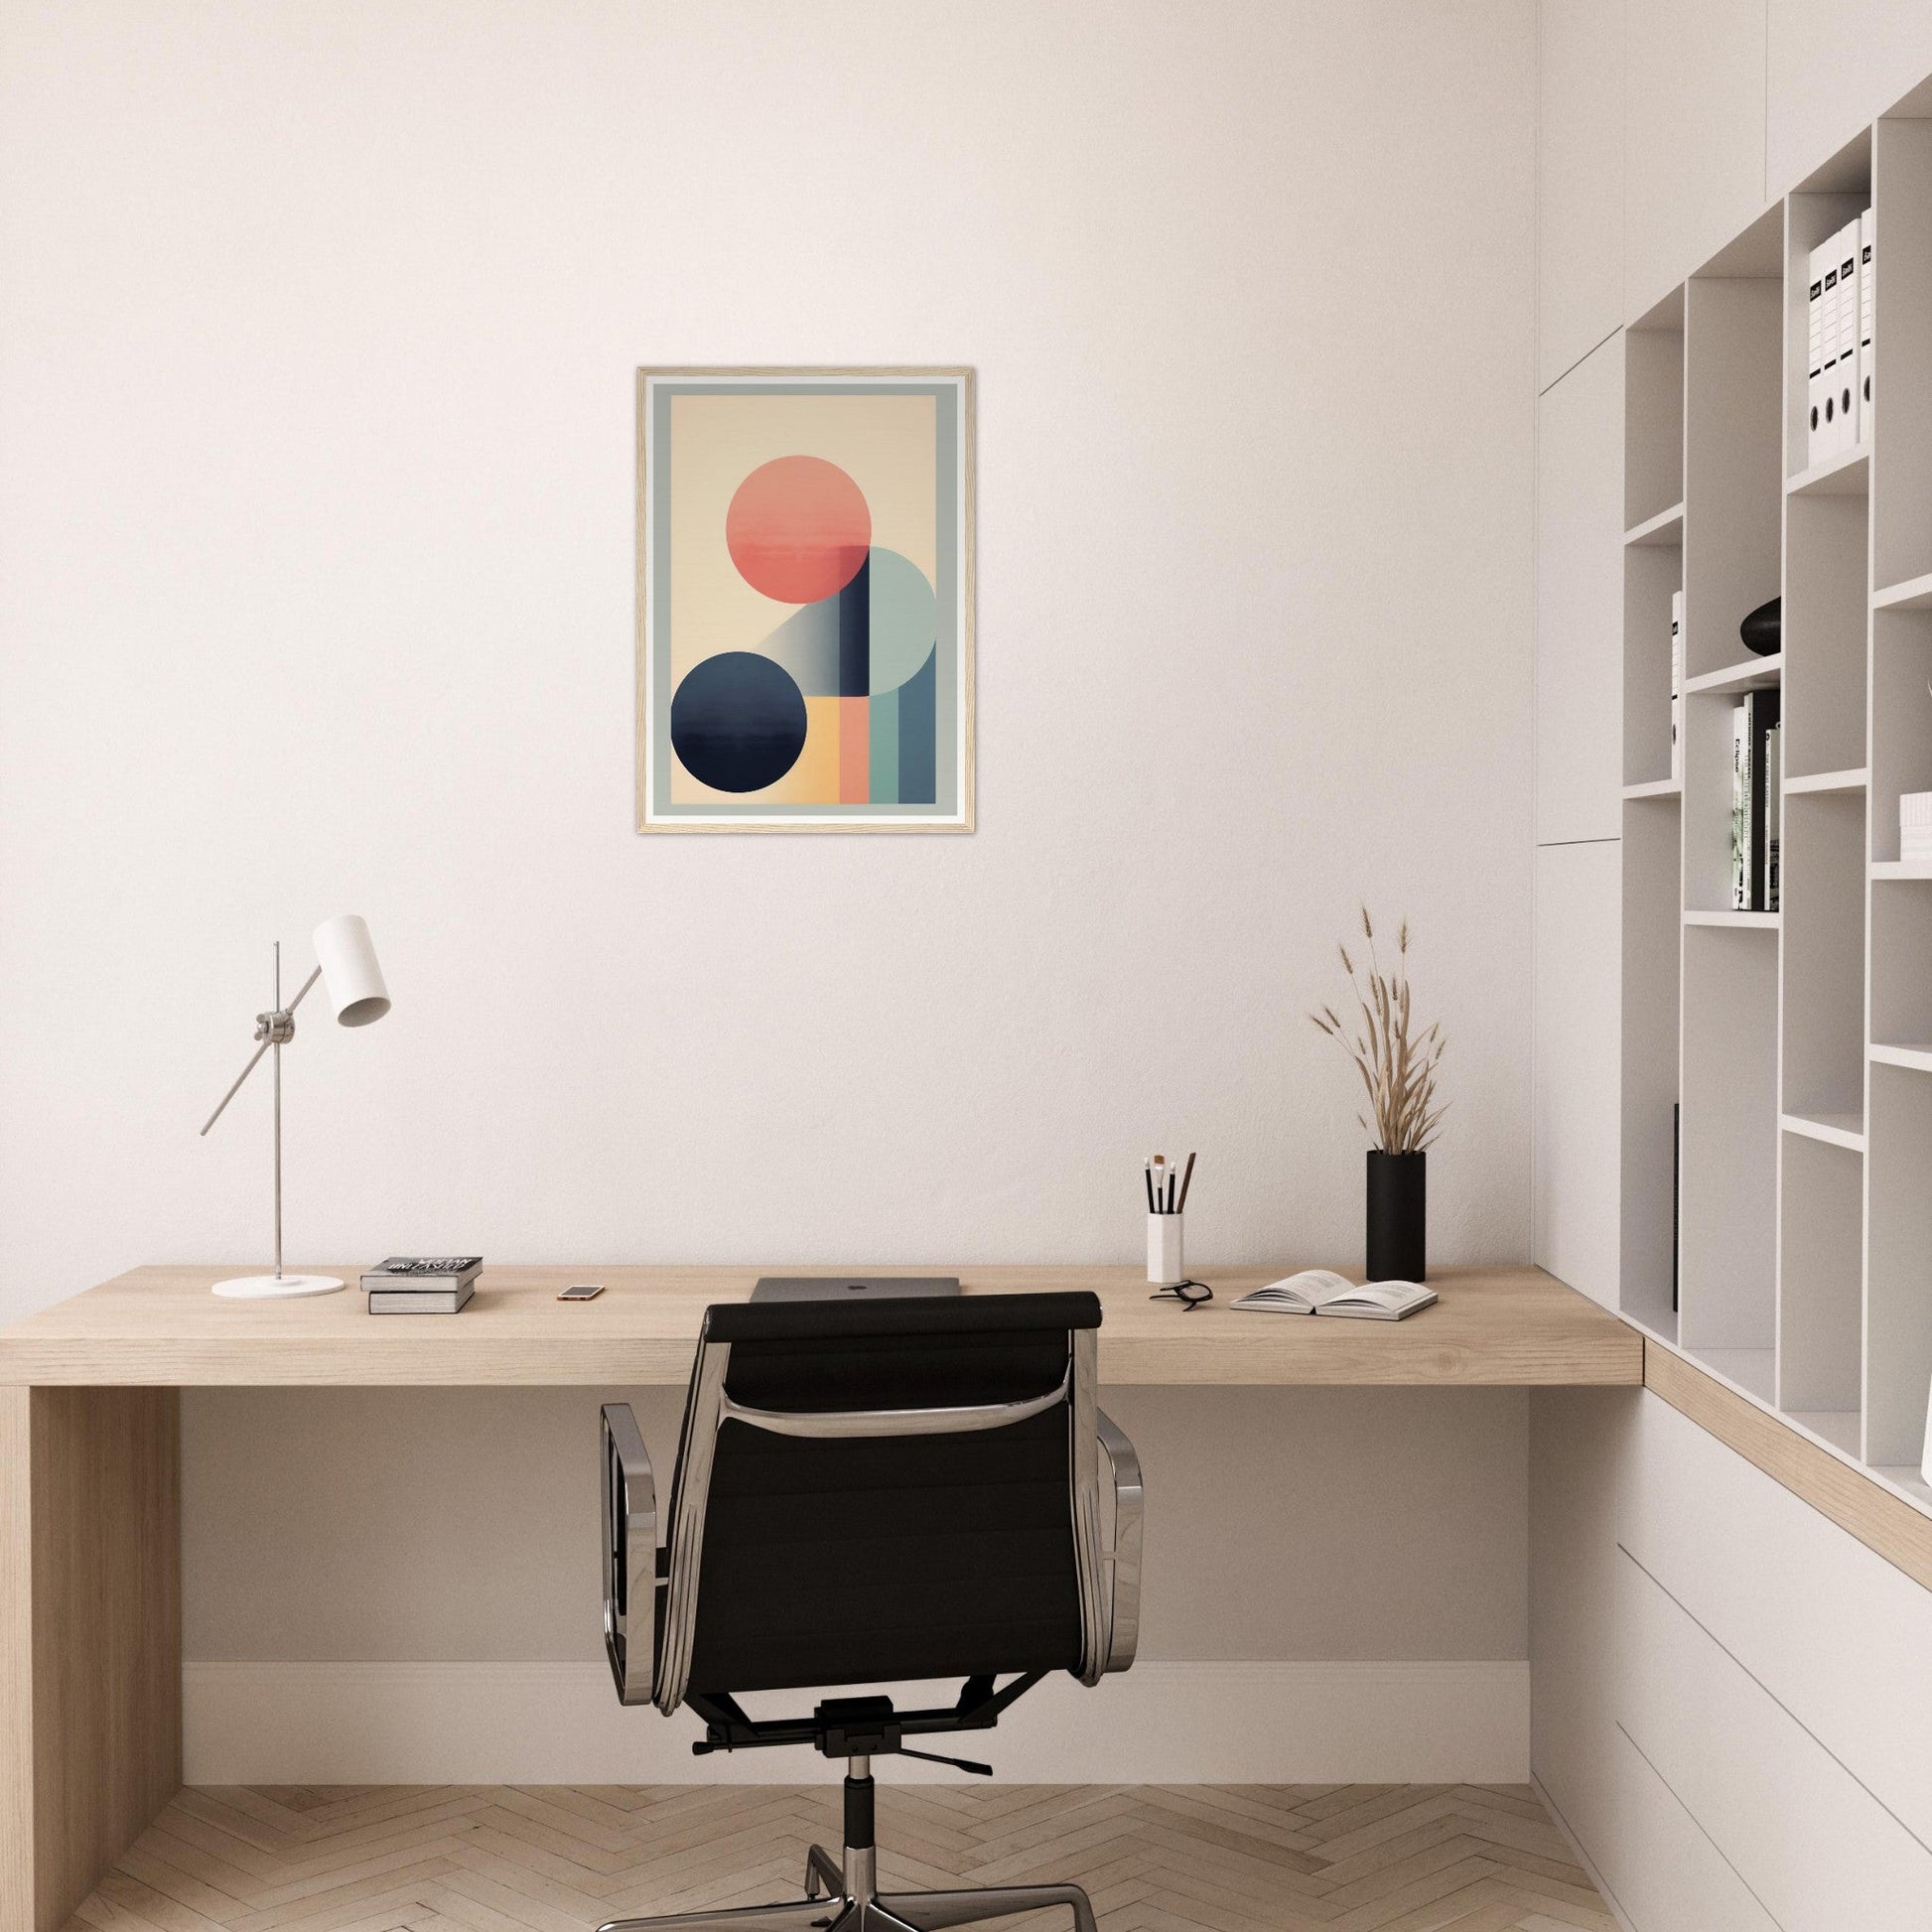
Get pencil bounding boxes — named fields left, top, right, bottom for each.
left=1177, top=1151, right=1196, bottom=1212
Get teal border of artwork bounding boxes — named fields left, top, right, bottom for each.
left=643, top=373, right=965, bottom=823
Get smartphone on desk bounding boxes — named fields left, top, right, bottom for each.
left=558, top=1283, right=605, bottom=1301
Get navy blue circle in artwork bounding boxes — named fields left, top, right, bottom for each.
left=670, top=651, right=808, bottom=793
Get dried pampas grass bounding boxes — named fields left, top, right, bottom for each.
left=1310, top=907, right=1448, bottom=1154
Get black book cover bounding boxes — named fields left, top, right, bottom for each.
left=1672, top=1102, right=1681, bottom=1314
left=1745, top=688, right=1781, bottom=909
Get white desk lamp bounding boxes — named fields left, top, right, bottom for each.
left=200, top=914, right=390, bottom=1299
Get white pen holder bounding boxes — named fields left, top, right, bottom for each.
left=1147, top=1212, right=1185, bottom=1287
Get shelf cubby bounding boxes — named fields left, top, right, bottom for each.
left=1622, top=538, right=1681, bottom=787
left=1620, top=792, right=1682, bottom=1342
left=1869, top=874, right=1932, bottom=1049
left=1786, top=150, right=1870, bottom=482
left=1784, top=494, right=1868, bottom=776
left=1776, top=1132, right=1863, bottom=1432
left=1866, top=1062, right=1932, bottom=1467
left=1779, top=790, right=1866, bottom=1120
left=1683, top=242, right=1782, bottom=683
left=1872, top=113, right=1932, bottom=592
left=1868, top=608, right=1932, bottom=861
left=1625, top=288, right=1685, bottom=532
left=1678, top=924, right=1779, bottom=1362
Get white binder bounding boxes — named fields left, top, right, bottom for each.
left=1859, top=207, right=1874, bottom=445
left=1834, top=219, right=1860, bottom=455
left=1820, top=229, right=1846, bottom=457
left=1807, top=239, right=1830, bottom=467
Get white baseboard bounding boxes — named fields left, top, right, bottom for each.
left=183, top=1659, right=1528, bottom=1785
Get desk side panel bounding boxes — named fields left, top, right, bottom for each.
left=28, top=1388, right=182, bottom=1932
left=1, top=1389, right=32, bottom=1932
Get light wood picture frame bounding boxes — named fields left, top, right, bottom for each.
left=635, top=367, right=974, bottom=833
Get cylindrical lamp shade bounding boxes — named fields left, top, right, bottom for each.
left=312, top=914, right=390, bottom=1027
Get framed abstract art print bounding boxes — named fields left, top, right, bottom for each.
left=635, top=367, right=974, bottom=832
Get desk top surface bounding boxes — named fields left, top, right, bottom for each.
left=0, top=1263, right=1640, bottom=1387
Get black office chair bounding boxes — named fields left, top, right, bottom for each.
left=597, top=1291, right=1143, bottom=1932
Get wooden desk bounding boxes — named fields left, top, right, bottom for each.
left=0, top=1262, right=1634, bottom=1932
left=0, top=1262, right=1637, bottom=1388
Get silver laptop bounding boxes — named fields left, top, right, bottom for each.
left=750, top=1276, right=962, bottom=1303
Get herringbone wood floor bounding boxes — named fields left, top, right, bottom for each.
left=67, top=1785, right=1615, bottom=1932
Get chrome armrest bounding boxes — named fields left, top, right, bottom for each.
left=1095, top=1408, right=1143, bottom=1673
left=601, top=1403, right=658, bottom=1707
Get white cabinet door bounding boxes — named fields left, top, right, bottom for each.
left=1625, top=0, right=1768, bottom=316
left=1538, top=0, right=1624, bottom=389
left=1536, top=337, right=1624, bottom=844
left=1768, top=1, right=1932, bottom=196
left=1533, top=841, right=1622, bottom=1306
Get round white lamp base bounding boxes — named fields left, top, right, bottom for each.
left=210, top=1273, right=345, bottom=1300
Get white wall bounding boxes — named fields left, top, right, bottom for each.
left=0, top=0, right=1536, bottom=1310
left=0, top=1, right=1540, bottom=1766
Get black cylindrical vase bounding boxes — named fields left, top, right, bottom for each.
left=1366, top=1150, right=1426, bottom=1282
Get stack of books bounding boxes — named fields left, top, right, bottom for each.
left=361, top=1256, right=483, bottom=1313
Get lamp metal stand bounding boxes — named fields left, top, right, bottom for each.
left=202, top=939, right=341, bottom=1300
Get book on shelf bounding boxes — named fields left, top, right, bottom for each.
left=1230, top=1270, right=1437, bottom=1320
left=1730, top=703, right=1749, bottom=907
left=1670, top=590, right=1683, bottom=780
left=1765, top=721, right=1781, bottom=911
left=1728, top=689, right=1781, bottom=911
left=360, top=1256, right=483, bottom=1292
left=368, top=1281, right=475, bottom=1314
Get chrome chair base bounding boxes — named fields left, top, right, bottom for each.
left=596, top=1843, right=1098, bottom=1932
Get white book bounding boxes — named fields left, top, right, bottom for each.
left=1230, top=1270, right=1438, bottom=1320
left=1859, top=206, right=1874, bottom=444
left=1731, top=702, right=1750, bottom=909
left=1670, top=590, right=1684, bottom=781
left=1835, top=219, right=1861, bottom=455
left=1807, top=239, right=1829, bottom=467
left=1765, top=721, right=1781, bottom=912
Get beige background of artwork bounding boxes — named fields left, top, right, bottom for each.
left=664, top=388, right=939, bottom=805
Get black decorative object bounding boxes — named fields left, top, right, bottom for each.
left=1740, top=595, right=1781, bottom=657
left=1366, top=1150, right=1426, bottom=1282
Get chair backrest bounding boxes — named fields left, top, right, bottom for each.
left=652, top=1292, right=1106, bottom=1713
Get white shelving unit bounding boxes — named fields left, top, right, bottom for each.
left=1619, top=108, right=1932, bottom=1518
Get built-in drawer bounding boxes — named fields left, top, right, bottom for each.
left=1620, top=1389, right=1932, bottom=1850
left=1614, top=1547, right=1932, bottom=1928
left=1599, top=1724, right=1777, bottom=1932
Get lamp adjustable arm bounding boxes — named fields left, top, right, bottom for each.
left=199, top=964, right=323, bottom=1136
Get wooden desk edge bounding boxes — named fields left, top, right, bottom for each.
left=0, top=1262, right=1640, bottom=1389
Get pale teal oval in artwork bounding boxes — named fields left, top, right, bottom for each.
left=866, top=547, right=937, bottom=696
left=749, top=546, right=936, bottom=700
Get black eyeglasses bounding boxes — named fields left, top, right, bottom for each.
left=1149, top=1279, right=1214, bottom=1311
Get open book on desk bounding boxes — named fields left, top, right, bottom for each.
left=1230, top=1270, right=1437, bottom=1320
